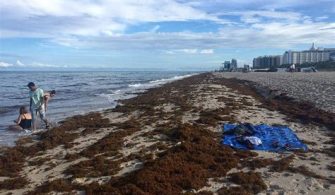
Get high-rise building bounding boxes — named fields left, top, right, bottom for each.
left=231, top=59, right=237, bottom=69
left=326, top=48, right=335, bottom=61
left=253, top=55, right=281, bottom=68
left=221, top=59, right=238, bottom=71
left=223, top=61, right=231, bottom=70
left=282, top=43, right=333, bottom=65
left=252, top=44, right=334, bottom=68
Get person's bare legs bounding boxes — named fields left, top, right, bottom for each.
left=38, top=106, right=49, bottom=129
left=30, top=108, right=37, bottom=131
left=31, top=118, right=37, bottom=131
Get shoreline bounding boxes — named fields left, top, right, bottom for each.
left=0, top=72, right=334, bottom=194
left=0, top=72, right=197, bottom=147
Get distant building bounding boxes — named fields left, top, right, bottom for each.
left=282, top=43, right=334, bottom=65
left=223, top=61, right=231, bottom=70
left=253, top=44, right=335, bottom=68
left=220, top=59, right=238, bottom=71
left=231, top=59, right=237, bottom=70
left=253, top=55, right=281, bottom=69
left=321, top=48, right=335, bottom=61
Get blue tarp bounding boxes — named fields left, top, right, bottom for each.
left=221, top=124, right=308, bottom=152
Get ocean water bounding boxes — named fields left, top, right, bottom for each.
left=0, top=71, right=197, bottom=146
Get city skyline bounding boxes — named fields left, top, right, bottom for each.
left=253, top=43, right=335, bottom=68
left=1, top=0, right=335, bottom=70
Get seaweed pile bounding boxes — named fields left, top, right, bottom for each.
left=232, top=79, right=335, bottom=130
left=0, top=73, right=334, bottom=194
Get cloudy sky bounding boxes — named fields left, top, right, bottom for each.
left=1, top=0, right=335, bottom=70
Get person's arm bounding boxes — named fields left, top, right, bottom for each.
left=44, top=96, right=49, bottom=110
left=15, top=115, right=22, bottom=124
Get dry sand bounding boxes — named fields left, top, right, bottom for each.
left=0, top=72, right=334, bottom=194
left=215, top=72, right=335, bottom=114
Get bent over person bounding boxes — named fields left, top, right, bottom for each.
left=44, top=90, right=56, bottom=111
left=27, top=82, right=49, bottom=130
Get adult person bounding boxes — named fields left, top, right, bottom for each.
left=27, top=82, right=49, bottom=130
left=289, top=64, right=296, bottom=72
left=44, top=90, right=56, bottom=111
left=9, top=106, right=32, bottom=131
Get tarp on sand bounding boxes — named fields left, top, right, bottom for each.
left=222, top=124, right=308, bottom=152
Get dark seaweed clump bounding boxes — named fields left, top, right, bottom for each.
left=80, top=124, right=263, bottom=194
left=26, top=179, right=73, bottom=195
left=0, top=112, right=110, bottom=188
left=235, top=79, right=335, bottom=130
left=0, top=177, right=28, bottom=190
left=228, top=171, right=267, bottom=194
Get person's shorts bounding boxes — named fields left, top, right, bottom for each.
left=31, top=105, right=46, bottom=121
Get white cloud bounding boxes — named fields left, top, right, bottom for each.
left=165, top=48, right=214, bottom=54
left=185, top=0, right=334, bottom=11
left=0, top=61, right=14, bottom=67
left=54, top=20, right=335, bottom=50
left=200, top=49, right=214, bottom=54
left=165, top=50, right=175, bottom=54
left=165, top=49, right=198, bottom=54
left=0, top=0, right=334, bottom=55
left=30, top=62, right=67, bottom=68
left=217, top=10, right=303, bottom=24
left=179, top=49, right=198, bottom=54
left=0, top=60, right=66, bottom=68
left=315, top=16, right=328, bottom=21
left=0, top=0, right=222, bottom=38
left=16, top=60, right=25, bottom=66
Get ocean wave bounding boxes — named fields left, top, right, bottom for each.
left=96, top=93, right=115, bottom=104
left=128, top=74, right=195, bottom=89
left=128, top=83, right=143, bottom=88
left=96, top=92, right=122, bottom=105
left=113, top=89, right=122, bottom=94
left=96, top=91, right=136, bottom=108
left=149, top=74, right=194, bottom=84
left=64, top=83, right=89, bottom=87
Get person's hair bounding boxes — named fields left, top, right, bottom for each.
left=19, top=106, right=28, bottom=115
left=50, top=90, right=56, bottom=95
left=27, top=82, right=35, bottom=87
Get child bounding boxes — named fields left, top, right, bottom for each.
left=9, top=106, right=32, bottom=130
left=44, top=90, right=56, bottom=111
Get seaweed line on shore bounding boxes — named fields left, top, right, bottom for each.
left=0, top=73, right=334, bottom=194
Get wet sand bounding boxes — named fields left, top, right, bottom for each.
left=0, top=73, right=334, bottom=194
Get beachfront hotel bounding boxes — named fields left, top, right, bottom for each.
left=282, top=43, right=335, bottom=65
left=253, top=43, right=335, bottom=68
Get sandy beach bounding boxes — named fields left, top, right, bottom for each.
left=215, top=72, right=335, bottom=114
left=0, top=72, right=334, bottom=195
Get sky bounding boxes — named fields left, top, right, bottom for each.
left=0, top=0, right=335, bottom=71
